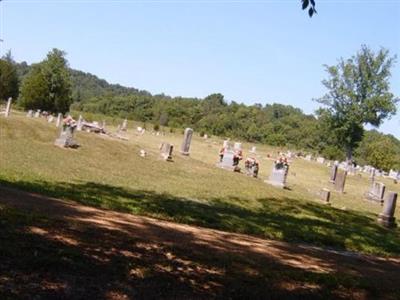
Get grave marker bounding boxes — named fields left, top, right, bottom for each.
left=320, top=188, right=331, bottom=205
left=330, top=164, right=338, bottom=183
left=265, top=163, right=289, bottom=188
left=180, top=128, right=193, bottom=156
left=334, top=170, right=347, bottom=193
left=77, top=115, right=83, bottom=131
left=121, top=119, right=128, bottom=131
left=56, top=113, right=62, bottom=127
left=54, top=119, right=79, bottom=148
left=5, top=97, right=12, bottom=117
left=160, top=142, right=173, bottom=161
left=377, top=192, right=397, bottom=227
left=365, top=181, right=385, bottom=204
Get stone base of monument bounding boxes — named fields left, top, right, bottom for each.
left=217, top=163, right=240, bottom=172
left=264, top=180, right=285, bottom=188
left=377, top=214, right=396, bottom=228
left=180, top=151, right=190, bottom=156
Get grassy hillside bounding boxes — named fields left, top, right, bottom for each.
left=1, top=111, right=399, bottom=256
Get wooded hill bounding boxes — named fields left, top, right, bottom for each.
left=11, top=60, right=400, bottom=171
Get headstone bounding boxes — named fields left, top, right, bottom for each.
left=365, top=181, right=386, bottom=204
left=26, top=110, right=34, bottom=118
left=316, top=157, right=325, bottom=164
left=140, top=149, right=147, bottom=157
left=219, top=149, right=237, bottom=171
left=203, top=134, right=208, bottom=139
left=330, top=164, right=338, bottom=183
left=4, top=97, right=12, bottom=117
left=121, top=119, right=128, bottom=131
left=48, top=116, right=54, bottom=123
left=77, top=115, right=83, bottom=131
left=223, top=140, right=229, bottom=148
left=334, top=170, right=347, bottom=193
left=377, top=192, right=397, bottom=227
left=370, top=168, right=376, bottom=182
left=320, top=188, right=331, bottom=205
left=34, top=110, right=40, bottom=118
left=160, top=142, right=173, bottom=161
left=234, top=142, right=242, bottom=151
left=56, top=113, right=62, bottom=127
left=54, top=124, right=79, bottom=148
left=388, top=169, right=399, bottom=180
left=249, top=146, right=256, bottom=154
left=305, top=154, right=312, bottom=161
left=265, top=163, right=289, bottom=188
left=180, top=128, right=193, bottom=156
left=102, top=120, right=106, bottom=130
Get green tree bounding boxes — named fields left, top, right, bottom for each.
left=19, top=48, right=72, bottom=113
left=355, top=130, right=400, bottom=171
left=316, top=46, right=399, bottom=162
left=0, top=51, right=19, bottom=101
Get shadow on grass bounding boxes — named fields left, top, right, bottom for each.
left=1, top=179, right=400, bottom=299
left=0, top=178, right=399, bottom=257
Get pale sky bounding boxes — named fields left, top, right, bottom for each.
left=1, top=0, right=399, bottom=137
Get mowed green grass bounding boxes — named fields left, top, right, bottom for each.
left=1, top=111, right=399, bottom=256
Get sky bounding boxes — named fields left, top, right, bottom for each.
left=1, top=0, right=399, bottom=138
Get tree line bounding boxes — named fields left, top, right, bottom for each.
left=0, top=47, right=399, bottom=171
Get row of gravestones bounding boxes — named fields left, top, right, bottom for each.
left=27, top=109, right=64, bottom=127
left=8, top=107, right=399, bottom=228
left=305, top=152, right=398, bottom=180
left=218, top=141, right=287, bottom=187
left=327, top=164, right=398, bottom=227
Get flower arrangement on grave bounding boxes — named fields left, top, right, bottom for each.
left=62, top=116, right=77, bottom=131
left=245, top=157, right=259, bottom=177
left=274, top=157, right=289, bottom=170
left=233, top=149, right=243, bottom=166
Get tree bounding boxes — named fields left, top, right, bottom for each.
left=0, top=51, right=19, bottom=101
left=355, top=130, right=400, bottom=171
left=19, top=48, right=72, bottom=113
left=316, top=46, right=399, bottom=162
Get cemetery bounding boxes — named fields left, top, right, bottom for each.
left=1, top=108, right=400, bottom=299
left=1, top=2, right=400, bottom=297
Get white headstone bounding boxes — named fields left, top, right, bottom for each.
left=56, top=113, right=62, bottom=127
left=5, top=97, right=12, bottom=117
left=77, top=115, right=83, bottom=131
left=121, top=119, right=128, bottom=131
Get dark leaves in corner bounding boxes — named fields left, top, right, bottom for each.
left=302, top=0, right=317, bottom=17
